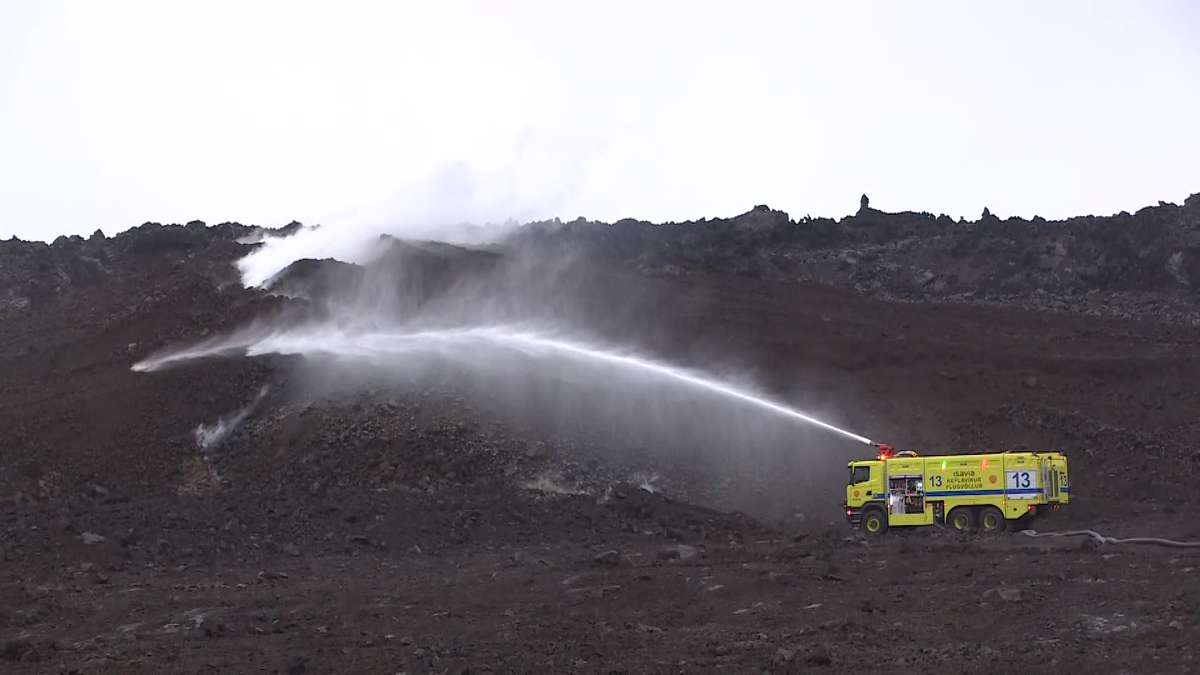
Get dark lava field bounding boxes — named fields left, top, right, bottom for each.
left=3, top=194, right=1200, bottom=674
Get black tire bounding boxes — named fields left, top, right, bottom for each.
left=862, top=508, right=889, bottom=535
left=947, top=507, right=975, bottom=533
left=978, top=506, right=1005, bottom=534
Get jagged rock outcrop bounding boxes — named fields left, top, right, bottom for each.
left=508, top=194, right=1200, bottom=325
left=0, top=220, right=269, bottom=318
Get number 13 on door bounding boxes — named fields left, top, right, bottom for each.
left=1005, top=470, right=1038, bottom=498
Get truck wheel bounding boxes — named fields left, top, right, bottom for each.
left=947, top=507, right=975, bottom=533
left=978, top=506, right=1005, bottom=534
left=862, top=508, right=888, bottom=535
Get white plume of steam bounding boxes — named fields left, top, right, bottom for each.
left=234, top=148, right=597, bottom=289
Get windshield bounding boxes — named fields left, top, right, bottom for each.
left=848, top=465, right=871, bottom=485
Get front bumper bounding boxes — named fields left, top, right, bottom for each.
left=844, top=503, right=862, bottom=526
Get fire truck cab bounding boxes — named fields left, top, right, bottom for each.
left=844, top=445, right=1069, bottom=534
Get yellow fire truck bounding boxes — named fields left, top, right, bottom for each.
left=844, top=443, right=1069, bottom=534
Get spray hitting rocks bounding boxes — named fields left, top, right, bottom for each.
left=193, top=385, right=270, bottom=451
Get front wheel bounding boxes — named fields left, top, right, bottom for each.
left=862, top=508, right=888, bottom=535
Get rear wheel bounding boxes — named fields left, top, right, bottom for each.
left=862, top=508, right=888, bottom=535
left=978, top=506, right=1005, bottom=534
left=947, top=507, right=975, bottom=533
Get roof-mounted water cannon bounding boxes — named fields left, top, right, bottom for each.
left=871, top=442, right=919, bottom=460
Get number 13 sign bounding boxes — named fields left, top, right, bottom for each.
left=1005, top=470, right=1039, bottom=498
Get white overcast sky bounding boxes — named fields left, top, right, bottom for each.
left=1, top=0, right=1198, bottom=242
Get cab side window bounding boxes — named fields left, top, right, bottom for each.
left=851, top=466, right=871, bottom=484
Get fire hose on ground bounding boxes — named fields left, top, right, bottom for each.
left=1019, top=529, right=1200, bottom=549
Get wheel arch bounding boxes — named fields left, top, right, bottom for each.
left=861, top=504, right=888, bottom=534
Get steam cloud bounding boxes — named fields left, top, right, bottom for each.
left=236, top=218, right=514, bottom=289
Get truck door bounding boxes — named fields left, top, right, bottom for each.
left=1044, top=458, right=1059, bottom=500
left=1054, top=457, right=1069, bottom=503
left=1041, top=456, right=1067, bottom=502
left=887, top=473, right=931, bottom=526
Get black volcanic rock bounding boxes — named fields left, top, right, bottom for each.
left=0, top=221, right=272, bottom=318
left=115, top=223, right=205, bottom=254
left=503, top=193, right=1200, bottom=325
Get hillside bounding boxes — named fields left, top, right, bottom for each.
left=2, top=196, right=1199, bottom=673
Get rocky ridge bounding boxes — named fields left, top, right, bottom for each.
left=511, top=192, right=1200, bottom=326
